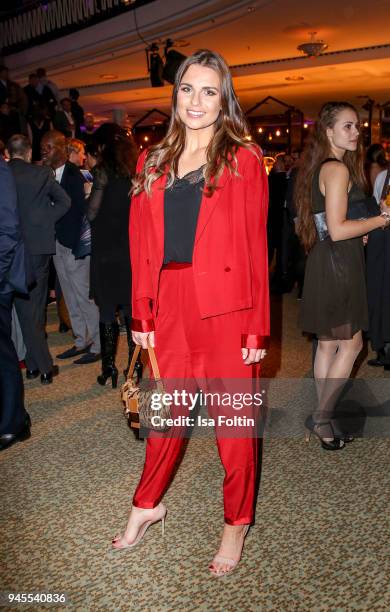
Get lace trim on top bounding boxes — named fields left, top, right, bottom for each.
left=174, top=164, right=206, bottom=185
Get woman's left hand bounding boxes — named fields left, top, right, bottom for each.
left=241, top=348, right=267, bottom=364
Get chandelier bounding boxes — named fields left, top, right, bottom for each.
left=297, top=32, right=328, bottom=58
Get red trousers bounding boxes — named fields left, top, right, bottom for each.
left=133, top=264, right=259, bottom=525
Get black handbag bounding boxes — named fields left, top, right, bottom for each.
left=314, top=195, right=380, bottom=241
left=72, top=215, right=91, bottom=259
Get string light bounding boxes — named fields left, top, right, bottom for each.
left=275, top=129, right=281, bottom=137
left=268, top=134, right=273, bottom=141
left=363, top=121, right=369, bottom=128
left=244, top=135, right=252, bottom=141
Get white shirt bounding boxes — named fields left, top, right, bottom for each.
left=373, top=169, right=389, bottom=204
left=55, top=164, right=65, bottom=184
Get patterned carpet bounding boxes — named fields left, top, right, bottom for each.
left=1, top=293, right=389, bottom=611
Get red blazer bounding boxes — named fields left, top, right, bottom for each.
left=129, top=145, right=269, bottom=349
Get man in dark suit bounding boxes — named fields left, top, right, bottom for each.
left=41, top=131, right=100, bottom=364
left=0, top=65, right=10, bottom=106
left=0, top=158, right=32, bottom=451
left=69, top=89, right=84, bottom=139
left=53, top=98, right=75, bottom=138
left=8, top=134, right=71, bottom=383
left=23, top=73, right=42, bottom=120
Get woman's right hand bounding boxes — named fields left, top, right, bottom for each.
left=132, top=331, right=155, bottom=348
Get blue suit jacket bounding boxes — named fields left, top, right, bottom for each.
left=0, top=159, right=33, bottom=295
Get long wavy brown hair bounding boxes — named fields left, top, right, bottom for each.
left=132, top=49, right=253, bottom=196
left=295, top=101, right=367, bottom=253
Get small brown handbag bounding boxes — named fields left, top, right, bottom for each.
left=121, top=343, right=171, bottom=432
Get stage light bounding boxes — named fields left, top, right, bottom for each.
left=162, top=49, right=187, bottom=84
left=147, top=40, right=187, bottom=87
left=149, top=44, right=164, bottom=87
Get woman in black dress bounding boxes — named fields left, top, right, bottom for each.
left=87, top=125, right=141, bottom=387
left=295, top=102, right=390, bottom=450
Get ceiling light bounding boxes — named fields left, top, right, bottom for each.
left=100, top=74, right=118, bottom=80
left=297, top=32, right=328, bottom=58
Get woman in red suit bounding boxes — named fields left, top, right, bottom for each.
left=112, top=50, right=269, bottom=576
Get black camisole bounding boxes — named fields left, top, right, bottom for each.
left=163, top=166, right=205, bottom=264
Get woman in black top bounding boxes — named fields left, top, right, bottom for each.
left=295, top=102, right=390, bottom=450
left=87, top=124, right=140, bottom=387
left=111, top=50, right=269, bottom=578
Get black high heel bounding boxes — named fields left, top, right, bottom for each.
left=97, top=368, right=118, bottom=388
left=123, top=349, right=143, bottom=382
left=305, top=421, right=345, bottom=450
left=133, top=359, right=143, bottom=382
left=123, top=316, right=143, bottom=382
left=305, top=414, right=353, bottom=446
left=97, top=322, right=119, bottom=389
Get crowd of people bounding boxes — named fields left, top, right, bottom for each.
left=0, top=64, right=96, bottom=159
left=0, top=49, right=389, bottom=576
